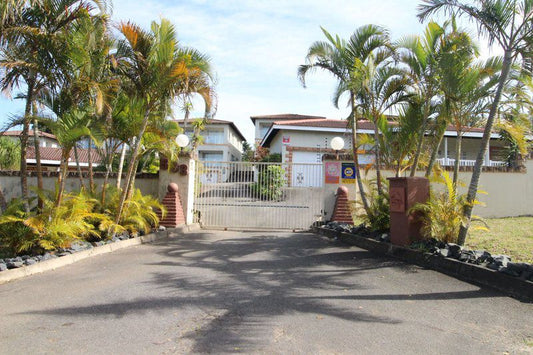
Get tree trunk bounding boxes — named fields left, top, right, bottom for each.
left=101, top=165, right=110, bottom=206
left=453, top=132, right=462, bottom=187
left=55, top=149, right=71, bottom=207
left=350, top=94, right=370, bottom=213
left=410, top=99, right=431, bottom=177
left=20, top=81, right=34, bottom=213
left=373, top=123, right=383, bottom=196
left=73, top=144, right=86, bottom=190
left=115, top=109, right=150, bottom=224
left=88, top=138, right=94, bottom=194
left=116, top=141, right=127, bottom=189
left=425, top=123, right=447, bottom=177
left=457, top=49, right=513, bottom=246
left=31, top=105, right=43, bottom=210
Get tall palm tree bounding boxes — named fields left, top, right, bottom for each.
left=176, top=47, right=216, bottom=124
left=0, top=0, right=107, bottom=211
left=347, top=54, right=411, bottom=194
left=398, top=21, right=447, bottom=176
left=114, top=18, right=206, bottom=224
left=298, top=25, right=393, bottom=211
left=418, top=0, right=533, bottom=245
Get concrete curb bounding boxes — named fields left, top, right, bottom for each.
left=0, top=224, right=200, bottom=285
left=313, top=226, right=533, bottom=303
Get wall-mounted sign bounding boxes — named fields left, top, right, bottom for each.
left=389, top=187, right=406, bottom=212
left=341, top=163, right=356, bottom=184
left=282, top=136, right=290, bottom=144
left=325, top=162, right=340, bottom=184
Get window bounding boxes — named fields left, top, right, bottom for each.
left=259, top=123, right=270, bottom=139
left=200, top=152, right=223, bottom=161
left=204, top=130, right=224, bottom=144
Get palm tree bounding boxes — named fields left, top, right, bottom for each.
left=439, top=44, right=501, bottom=186
left=418, top=0, right=533, bottom=245
left=348, top=54, right=411, bottom=194
left=298, top=25, right=393, bottom=211
left=0, top=0, right=107, bottom=211
left=176, top=47, right=216, bottom=124
left=114, top=18, right=208, bottom=224
left=398, top=21, right=447, bottom=176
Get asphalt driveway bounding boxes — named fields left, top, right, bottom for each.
left=0, top=230, right=532, bottom=354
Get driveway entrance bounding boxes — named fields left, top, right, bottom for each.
left=1, top=230, right=531, bottom=354
left=193, top=161, right=325, bottom=229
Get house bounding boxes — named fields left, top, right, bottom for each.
left=256, top=115, right=517, bottom=168
left=250, top=114, right=327, bottom=145
left=176, top=119, right=245, bottom=162
left=1, top=130, right=60, bottom=148
left=0, top=130, right=102, bottom=171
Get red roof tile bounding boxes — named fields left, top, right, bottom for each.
left=26, top=147, right=103, bottom=164
left=1, top=130, right=57, bottom=140
left=250, top=114, right=326, bottom=123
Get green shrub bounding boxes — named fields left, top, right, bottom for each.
left=0, top=191, right=117, bottom=255
left=250, top=165, right=286, bottom=200
left=102, top=186, right=165, bottom=234
left=354, top=178, right=390, bottom=232
left=410, top=171, right=487, bottom=243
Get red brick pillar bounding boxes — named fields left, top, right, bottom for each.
left=331, top=186, right=354, bottom=224
left=158, top=183, right=185, bottom=227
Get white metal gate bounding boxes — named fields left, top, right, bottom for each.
left=193, top=161, right=325, bottom=230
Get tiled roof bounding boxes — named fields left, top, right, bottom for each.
left=250, top=114, right=326, bottom=123
left=26, top=146, right=103, bottom=164
left=1, top=130, right=57, bottom=140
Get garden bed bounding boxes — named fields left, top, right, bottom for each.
left=0, top=227, right=173, bottom=284
left=313, top=222, right=533, bottom=302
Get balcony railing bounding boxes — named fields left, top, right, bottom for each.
left=437, top=158, right=507, bottom=167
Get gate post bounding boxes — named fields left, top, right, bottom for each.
left=388, top=177, right=429, bottom=246
left=159, top=153, right=196, bottom=225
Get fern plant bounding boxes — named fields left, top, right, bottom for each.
left=102, top=186, right=165, bottom=234
left=353, top=178, right=390, bottom=232
left=410, top=171, right=487, bottom=244
left=0, top=191, right=118, bottom=254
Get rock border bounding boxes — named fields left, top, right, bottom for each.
left=0, top=224, right=199, bottom=284
left=313, top=226, right=533, bottom=303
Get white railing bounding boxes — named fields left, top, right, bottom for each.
left=437, top=158, right=507, bottom=167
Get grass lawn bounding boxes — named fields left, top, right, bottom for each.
left=466, top=217, right=533, bottom=264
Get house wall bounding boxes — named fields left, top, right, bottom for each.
left=269, top=129, right=354, bottom=163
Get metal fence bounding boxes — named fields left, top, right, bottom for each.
left=193, top=161, right=325, bottom=230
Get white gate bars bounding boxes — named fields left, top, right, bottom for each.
left=193, top=161, right=325, bottom=230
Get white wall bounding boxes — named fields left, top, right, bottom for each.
left=0, top=172, right=159, bottom=203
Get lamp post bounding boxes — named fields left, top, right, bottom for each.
left=176, top=134, right=190, bottom=148
left=330, top=136, right=345, bottom=160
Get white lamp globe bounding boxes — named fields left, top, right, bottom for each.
left=176, top=134, right=190, bottom=148
left=330, top=136, right=345, bottom=151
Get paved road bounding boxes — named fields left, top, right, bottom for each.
left=1, top=230, right=532, bottom=354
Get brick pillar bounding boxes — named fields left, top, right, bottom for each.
left=331, top=186, right=354, bottom=224
left=158, top=183, right=185, bottom=227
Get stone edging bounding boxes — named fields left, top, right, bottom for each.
left=313, top=226, right=533, bottom=303
left=0, top=224, right=200, bottom=285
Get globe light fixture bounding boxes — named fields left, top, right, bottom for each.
left=330, top=136, right=345, bottom=160
left=176, top=134, right=190, bottom=148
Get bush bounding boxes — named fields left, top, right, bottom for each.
left=102, top=186, right=165, bottom=234
left=410, top=171, right=486, bottom=244
left=250, top=165, right=286, bottom=200
left=0, top=191, right=117, bottom=255
left=354, top=178, right=390, bottom=232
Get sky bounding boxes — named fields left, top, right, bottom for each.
left=0, top=0, right=498, bottom=143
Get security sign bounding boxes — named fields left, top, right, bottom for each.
left=341, top=163, right=356, bottom=184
